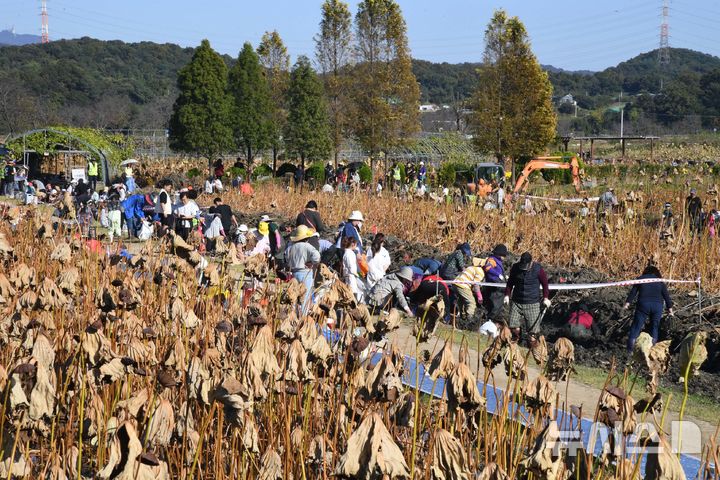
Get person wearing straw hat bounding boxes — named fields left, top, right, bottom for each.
left=286, top=225, right=320, bottom=314
left=336, top=210, right=365, bottom=253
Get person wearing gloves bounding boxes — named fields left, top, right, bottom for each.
left=504, top=252, right=550, bottom=343
left=623, top=264, right=674, bottom=352
left=286, top=225, right=321, bottom=314
left=452, top=257, right=486, bottom=327
left=483, top=244, right=508, bottom=321
left=367, top=266, right=415, bottom=317
left=336, top=210, right=365, bottom=253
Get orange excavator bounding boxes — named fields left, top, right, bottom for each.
left=512, top=155, right=582, bottom=195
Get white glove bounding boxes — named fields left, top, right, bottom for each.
left=503, top=296, right=510, bottom=306
left=542, top=298, right=551, bottom=308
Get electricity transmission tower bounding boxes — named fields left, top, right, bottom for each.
left=658, top=0, right=670, bottom=89
left=41, top=0, right=49, bottom=44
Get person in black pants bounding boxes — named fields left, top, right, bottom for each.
left=624, top=264, right=674, bottom=352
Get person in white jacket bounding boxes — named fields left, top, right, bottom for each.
left=342, top=236, right=364, bottom=302
left=365, top=233, right=391, bottom=289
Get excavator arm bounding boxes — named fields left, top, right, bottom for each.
left=513, top=156, right=581, bottom=194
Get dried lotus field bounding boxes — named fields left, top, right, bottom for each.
left=0, top=184, right=717, bottom=480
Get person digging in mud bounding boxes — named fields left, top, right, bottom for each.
left=504, top=252, right=550, bottom=345
left=482, top=244, right=508, bottom=322
left=564, top=302, right=600, bottom=342
left=623, top=264, right=674, bottom=352
left=451, top=257, right=486, bottom=328
left=367, top=266, right=415, bottom=317
left=439, top=242, right=471, bottom=281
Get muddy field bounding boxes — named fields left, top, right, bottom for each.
left=236, top=208, right=720, bottom=400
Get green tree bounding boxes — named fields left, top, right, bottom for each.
left=285, top=56, right=331, bottom=167
left=315, top=0, right=353, bottom=167
left=168, top=39, right=233, bottom=162
left=228, top=42, right=273, bottom=162
left=353, top=0, right=420, bottom=168
left=257, top=31, right=290, bottom=172
left=470, top=11, right=556, bottom=161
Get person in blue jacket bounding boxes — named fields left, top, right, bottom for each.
left=335, top=210, right=364, bottom=253
left=122, top=193, right=152, bottom=238
left=623, top=264, right=674, bottom=352
left=414, top=257, right=442, bottom=275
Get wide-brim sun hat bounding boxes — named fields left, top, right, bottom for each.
left=238, top=224, right=248, bottom=233
left=348, top=210, right=365, bottom=222
left=397, top=266, right=414, bottom=282
left=290, top=225, right=316, bottom=242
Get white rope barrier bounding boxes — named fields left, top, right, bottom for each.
left=445, top=276, right=700, bottom=290
left=519, top=194, right=600, bottom=203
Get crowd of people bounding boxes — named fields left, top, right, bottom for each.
left=0, top=154, right=680, bottom=355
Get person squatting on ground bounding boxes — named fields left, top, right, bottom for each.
left=482, top=244, right=508, bottom=322
left=624, top=264, right=674, bottom=352
left=367, top=266, right=415, bottom=317
left=504, top=252, right=550, bottom=343
left=286, top=225, right=320, bottom=315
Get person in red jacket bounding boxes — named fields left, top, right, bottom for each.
left=565, top=302, right=599, bottom=340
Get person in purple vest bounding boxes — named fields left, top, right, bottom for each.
left=504, top=252, right=550, bottom=343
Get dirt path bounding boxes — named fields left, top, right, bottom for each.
left=388, top=323, right=716, bottom=455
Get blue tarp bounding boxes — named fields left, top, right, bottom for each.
left=321, top=327, right=706, bottom=478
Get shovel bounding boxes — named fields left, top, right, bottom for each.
left=528, top=304, right=548, bottom=335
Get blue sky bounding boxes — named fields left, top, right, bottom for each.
left=1, top=0, right=718, bottom=71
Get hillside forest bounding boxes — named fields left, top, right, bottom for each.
left=0, top=38, right=719, bottom=136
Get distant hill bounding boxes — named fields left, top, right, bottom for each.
left=0, top=29, right=41, bottom=46
left=549, top=48, right=720, bottom=99
left=0, top=37, right=717, bottom=133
